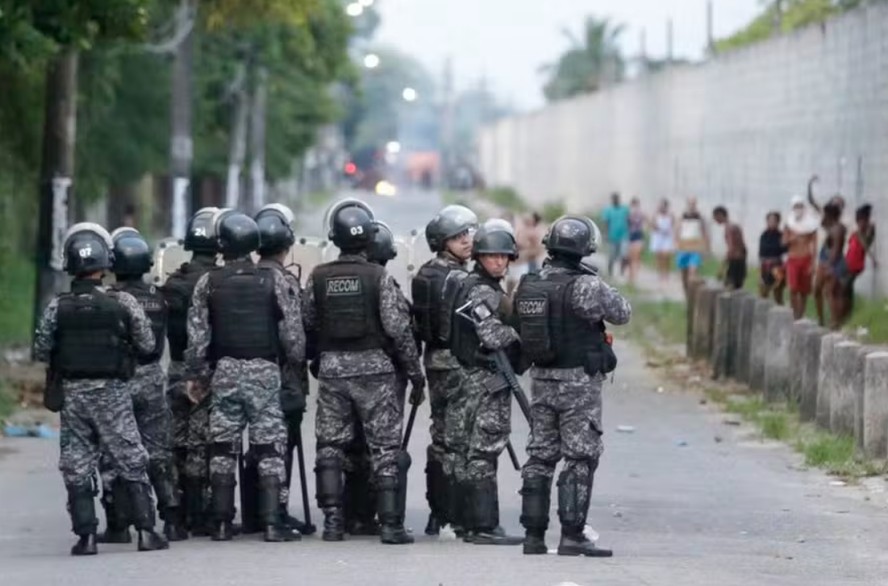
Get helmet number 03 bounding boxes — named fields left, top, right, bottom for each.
left=349, top=226, right=364, bottom=236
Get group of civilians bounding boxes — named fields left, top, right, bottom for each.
left=600, top=180, right=878, bottom=331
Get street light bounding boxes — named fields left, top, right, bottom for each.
left=363, top=53, right=380, bottom=69
left=402, top=87, right=418, bottom=102
left=345, top=2, right=363, bottom=17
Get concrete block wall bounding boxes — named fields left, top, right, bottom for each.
left=687, top=285, right=888, bottom=457
left=477, top=4, right=888, bottom=296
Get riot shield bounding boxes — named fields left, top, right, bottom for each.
left=151, top=238, right=192, bottom=286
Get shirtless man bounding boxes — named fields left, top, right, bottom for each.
left=783, top=196, right=819, bottom=319
left=675, top=197, right=710, bottom=298
left=712, top=206, right=747, bottom=291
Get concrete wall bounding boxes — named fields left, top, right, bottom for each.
left=477, top=5, right=888, bottom=295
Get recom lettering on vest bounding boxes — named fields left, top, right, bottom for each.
left=516, top=298, right=546, bottom=316
left=326, top=276, right=362, bottom=295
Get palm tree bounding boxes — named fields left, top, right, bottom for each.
left=540, top=16, right=626, bottom=102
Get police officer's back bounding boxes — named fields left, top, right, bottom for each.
left=161, top=206, right=220, bottom=537
left=34, top=223, right=167, bottom=555
left=303, top=204, right=424, bottom=544
left=514, top=215, right=630, bottom=557
left=185, top=210, right=304, bottom=543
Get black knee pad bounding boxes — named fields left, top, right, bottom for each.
left=249, top=442, right=280, bottom=464
left=314, top=458, right=343, bottom=508
left=519, top=476, right=552, bottom=531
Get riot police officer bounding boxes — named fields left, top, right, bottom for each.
left=252, top=203, right=311, bottom=535
left=514, top=215, right=630, bottom=557
left=340, top=220, right=402, bottom=537
left=96, top=228, right=186, bottom=544
left=303, top=205, right=424, bottom=544
left=185, top=210, right=305, bottom=542
left=162, top=206, right=220, bottom=535
left=412, top=204, right=477, bottom=536
left=34, top=223, right=168, bottom=555
left=443, top=219, right=523, bottom=546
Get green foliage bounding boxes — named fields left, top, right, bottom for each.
left=541, top=16, right=625, bottom=102
left=0, top=255, right=35, bottom=345
left=715, top=0, right=865, bottom=53
left=484, top=187, right=527, bottom=212
left=541, top=201, right=567, bottom=223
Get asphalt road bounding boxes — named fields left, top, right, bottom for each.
left=3, top=187, right=888, bottom=585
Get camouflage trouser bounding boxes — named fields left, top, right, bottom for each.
left=60, top=383, right=150, bottom=489
left=463, top=369, right=512, bottom=483
left=521, top=377, right=604, bottom=512
left=209, top=358, right=287, bottom=482
left=168, top=361, right=211, bottom=482
left=426, top=368, right=462, bottom=467
left=316, top=373, right=402, bottom=479
left=98, top=362, right=172, bottom=490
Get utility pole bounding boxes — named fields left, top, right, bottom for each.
left=773, top=0, right=784, bottom=34
left=666, top=18, right=674, bottom=64
left=225, top=55, right=250, bottom=210
left=441, top=56, right=455, bottom=189
left=170, top=0, right=196, bottom=238
left=707, top=1, right=715, bottom=56
left=248, top=65, right=268, bottom=214
left=32, top=49, right=78, bottom=341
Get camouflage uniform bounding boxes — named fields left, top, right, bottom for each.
left=256, top=257, right=308, bottom=514
left=34, top=282, right=156, bottom=536
left=518, top=264, right=631, bottom=548
left=164, top=255, right=217, bottom=503
left=304, top=253, right=422, bottom=539
left=186, top=260, right=304, bottom=527
left=421, top=254, right=468, bottom=505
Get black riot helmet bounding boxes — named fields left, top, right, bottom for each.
left=323, top=197, right=374, bottom=235
left=471, top=218, right=518, bottom=261
left=255, top=203, right=296, bottom=256
left=367, top=221, right=397, bottom=266
left=425, top=204, right=477, bottom=253
left=329, top=205, right=376, bottom=251
left=543, top=215, right=601, bottom=258
left=214, top=210, right=260, bottom=259
left=184, top=207, right=220, bottom=254
left=110, top=227, right=152, bottom=277
left=63, top=222, right=115, bottom=276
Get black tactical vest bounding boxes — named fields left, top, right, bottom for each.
left=412, top=260, right=457, bottom=348
left=115, top=280, right=167, bottom=364
left=514, top=271, right=607, bottom=370
left=54, top=283, right=135, bottom=380
left=208, top=262, right=280, bottom=361
left=311, top=259, right=387, bottom=352
left=163, top=260, right=214, bottom=361
left=447, top=271, right=503, bottom=369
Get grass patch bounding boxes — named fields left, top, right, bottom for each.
left=0, top=382, right=15, bottom=421
left=484, top=187, right=527, bottom=213
left=305, top=190, right=333, bottom=208
left=616, top=293, right=686, bottom=348
left=847, top=295, right=888, bottom=344
left=541, top=201, right=567, bottom=223
left=0, top=256, right=35, bottom=346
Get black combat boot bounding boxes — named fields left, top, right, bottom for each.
left=468, top=479, right=523, bottom=546
left=343, top=460, right=379, bottom=535
left=67, top=484, right=99, bottom=556
left=259, top=476, right=301, bottom=542
left=149, top=461, right=187, bottom=542
left=315, top=458, right=345, bottom=541
left=183, top=477, right=210, bottom=537
left=424, top=455, right=448, bottom=536
left=209, top=474, right=236, bottom=541
left=520, top=476, right=552, bottom=555
left=377, top=476, right=413, bottom=544
left=556, top=467, right=611, bottom=557
left=128, top=481, right=169, bottom=552
left=97, top=480, right=132, bottom=544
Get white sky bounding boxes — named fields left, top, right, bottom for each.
left=375, top=0, right=763, bottom=111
